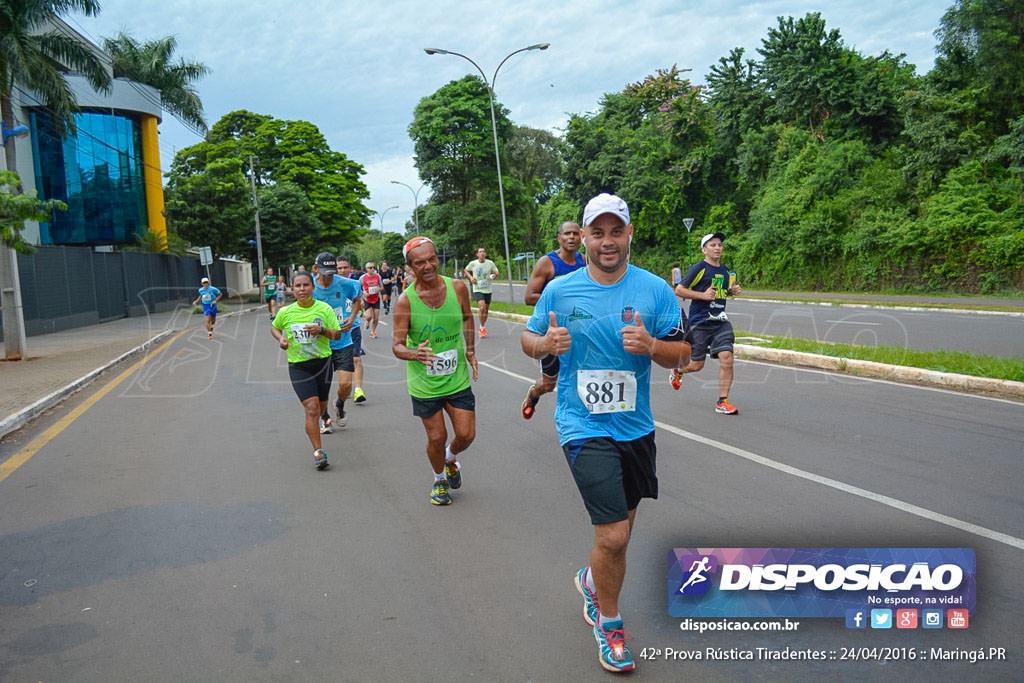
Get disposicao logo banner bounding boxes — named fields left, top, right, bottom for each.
left=667, top=548, right=976, bottom=618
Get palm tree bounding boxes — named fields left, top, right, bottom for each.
left=103, top=33, right=210, bottom=134
left=0, top=0, right=112, bottom=171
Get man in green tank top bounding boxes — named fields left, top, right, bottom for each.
left=392, top=236, right=479, bottom=506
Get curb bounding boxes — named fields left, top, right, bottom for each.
left=735, top=345, right=1024, bottom=399
left=487, top=311, right=1024, bottom=401
left=0, top=305, right=265, bottom=440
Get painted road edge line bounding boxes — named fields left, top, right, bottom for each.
left=479, top=359, right=1024, bottom=552
left=0, top=330, right=174, bottom=440
left=0, top=330, right=188, bottom=484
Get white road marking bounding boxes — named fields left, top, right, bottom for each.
left=824, top=320, right=882, bottom=325
left=479, top=359, right=1024, bottom=551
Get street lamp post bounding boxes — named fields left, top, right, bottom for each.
left=390, top=180, right=425, bottom=235
left=377, top=204, right=400, bottom=233
left=424, top=43, right=549, bottom=303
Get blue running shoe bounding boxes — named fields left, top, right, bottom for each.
left=593, top=620, right=635, bottom=673
left=313, top=449, right=329, bottom=471
left=574, top=567, right=599, bottom=626
left=444, top=460, right=462, bottom=490
left=430, top=479, right=451, bottom=505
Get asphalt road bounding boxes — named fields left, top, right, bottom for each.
left=1, top=310, right=1021, bottom=682
left=488, top=281, right=1024, bottom=359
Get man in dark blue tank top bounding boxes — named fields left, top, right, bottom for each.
left=521, top=221, right=586, bottom=419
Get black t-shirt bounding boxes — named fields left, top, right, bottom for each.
left=681, top=260, right=731, bottom=327
left=379, top=268, right=394, bottom=288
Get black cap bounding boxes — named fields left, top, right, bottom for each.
left=315, top=251, right=338, bottom=273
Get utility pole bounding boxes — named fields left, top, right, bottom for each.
left=248, top=155, right=264, bottom=284
left=1, top=114, right=28, bottom=360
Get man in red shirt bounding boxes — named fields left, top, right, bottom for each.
left=360, top=262, right=383, bottom=339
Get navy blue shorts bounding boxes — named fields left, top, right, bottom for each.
left=351, top=326, right=366, bottom=357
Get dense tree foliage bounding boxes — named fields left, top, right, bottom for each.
left=165, top=110, right=371, bottom=264
left=401, top=6, right=1022, bottom=292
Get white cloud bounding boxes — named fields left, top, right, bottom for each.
left=73, top=0, right=950, bottom=238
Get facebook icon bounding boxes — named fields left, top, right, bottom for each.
left=845, top=609, right=867, bottom=629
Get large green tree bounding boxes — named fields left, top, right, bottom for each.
left=102, top=32, right=210, bottom=133
left=166, top=110, right=371, bottom=261
left=409, top=75, right=509, bottom=205
left=164, top=153, right=252, bottom=255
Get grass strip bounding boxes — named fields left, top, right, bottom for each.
left=490, top=302, right=1023, bottom=382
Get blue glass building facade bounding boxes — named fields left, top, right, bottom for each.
left=30, top=110, right=149, bottom=245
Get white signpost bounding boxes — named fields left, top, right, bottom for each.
left=198, top=246, right=213, bottom=282
left=683, top=217, right=695, bottom=265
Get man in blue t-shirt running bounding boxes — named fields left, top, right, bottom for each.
left=192, top=277, right=222, bottom=340
left=521, top=193, right=690, bottom=674
left=670, top=232, right=743, bottom=414
left=313, top=251, right=363, bottom=433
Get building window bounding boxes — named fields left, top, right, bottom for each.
left=30, top=110, right=149, bottom=245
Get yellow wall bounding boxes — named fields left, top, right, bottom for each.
left=140, top=114, right=167, bottom=251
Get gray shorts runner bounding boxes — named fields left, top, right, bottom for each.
left=689, top=320, right=735, bottom=362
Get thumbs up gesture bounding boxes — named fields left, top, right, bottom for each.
left=544, top=310, right=572, bottom=355
left=621, top=311, right=654, bottom=356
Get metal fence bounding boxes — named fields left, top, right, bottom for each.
left=0, top=245, right=229, bottom=339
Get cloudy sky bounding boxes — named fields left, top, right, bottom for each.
left=72, top=0, right=951, bottom=233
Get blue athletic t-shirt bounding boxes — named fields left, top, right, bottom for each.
left=527, top=265, right=683, bottom=446
left=313, top=274, right=362, bottom=350
left=197, top=285, right=220, bottom=304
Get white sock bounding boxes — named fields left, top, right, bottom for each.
left=433, top=470, right=446, bottom=482
left=445, top=445, right=459, bottom=464
left=599, top=612, right=623, bottom=627
left=585, top=567, right=596, bottom=593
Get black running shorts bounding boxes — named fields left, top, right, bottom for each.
left=287, top=356, right=333, bottom=403
left=410, top=386, right=476, bottom=419
left=562, top=433, right=658, bottom=525
left=329, top=346, right=354, bottom=373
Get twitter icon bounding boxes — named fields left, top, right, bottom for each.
left=870, top=609, right=893, bottom=629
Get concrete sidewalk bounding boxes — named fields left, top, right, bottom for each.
left=2, top=293, right=1021, bottom=440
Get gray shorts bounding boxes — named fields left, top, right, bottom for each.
left=562, top=433, right=657, bottom=525
left=689, top=320, right=735, bottom=362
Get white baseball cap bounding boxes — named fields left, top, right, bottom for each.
left=700, top=232, right=726, bottom=248
left=201, top=277, right=210, bottom=283
left=582, top=193, right=630, bottom=227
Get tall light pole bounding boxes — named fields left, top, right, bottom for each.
left=377, top=204, right=399, bottom=233
left=390, top=180, right=425, bottom=235
left=424, top=43, right=549, bottom=303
